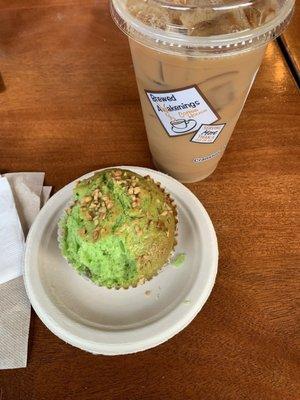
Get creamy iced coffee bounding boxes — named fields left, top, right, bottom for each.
left=111, top=0, right=295, bottom=182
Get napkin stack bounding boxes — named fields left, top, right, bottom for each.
left=0, top=172, right=51, bottom=369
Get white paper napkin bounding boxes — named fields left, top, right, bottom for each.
left=0, top=177, right=25, bottom=284
left=0, top=277, right=31, bottom=369
left=0, top=172, right=51, bottom=369
left=4, top=172, right=45, bottom=236
left=41, top=186, right=52, bottom=207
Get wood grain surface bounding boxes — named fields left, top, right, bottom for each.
left=0, top=1, right=299, bottom=399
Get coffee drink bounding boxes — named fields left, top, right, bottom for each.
left=129, top=38, right=266, bottom=181
left=111, top=0, right=295, bottom=182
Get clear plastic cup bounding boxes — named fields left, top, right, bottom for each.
left=110, top=0, right=295, bottom=183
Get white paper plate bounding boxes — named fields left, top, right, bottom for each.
left=24, top=166, right=218, bottom=355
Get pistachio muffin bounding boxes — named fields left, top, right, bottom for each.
left=59, top=169, right=177, bottom=289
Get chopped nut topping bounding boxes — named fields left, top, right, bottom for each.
left=85, top=211, right=92, bottom=220
left=78, top=228, right=86, bottom=236
left=84, top=196, right=92, bottom=203
left=99, top=206, right=106, bottom=213
left=161, top=211, right=168, bottom=216
left=89, top=203, right=97, bottom=209
left=93, top=229, right=100, bottom=240
left=131, top=176, right=139, bottom=186
left=133, top=187, right=140, bottom=195
left=135, top=225, right=142, bottom=235
left=94, top=219, right=99, bottom=226
left=138, top=277, right=146, bottom=285
left=128, top=187, right=134, bottom=195
left=106, top=202, right=113, bottom=210
left=99, top=212, right=106, bottom=220
left=157, top=220, right=165, bottom=230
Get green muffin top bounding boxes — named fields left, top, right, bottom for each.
left=59, top=169, right=177, bottom=289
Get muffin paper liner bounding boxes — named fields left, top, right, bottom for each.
left=58, top=170, right=178, bottom=290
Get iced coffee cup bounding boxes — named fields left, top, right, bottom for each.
left=110, top=0, right=295, bottom=183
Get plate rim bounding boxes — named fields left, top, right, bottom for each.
left=24, top=166, right=218, bottom=355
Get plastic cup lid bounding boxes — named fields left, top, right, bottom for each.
left=110, top=0, right=295, bottom=54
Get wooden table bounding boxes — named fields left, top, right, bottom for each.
left=281, top=4, right=300, bottom=84
left=0, top=1, right=299, bottom=399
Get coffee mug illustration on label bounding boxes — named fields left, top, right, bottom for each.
left=145, top=85, right=220, bottom=137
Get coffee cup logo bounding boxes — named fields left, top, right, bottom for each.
left=145, top=85, right=219, bottom=137
left=170, top=118, right=197, bottom=134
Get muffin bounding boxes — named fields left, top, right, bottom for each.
left=59, top=169, right=177, bottom=289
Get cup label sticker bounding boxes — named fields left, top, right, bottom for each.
left=191, top=124, right=225, bottom=144
left=145, top=85, right=220, bottom=137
